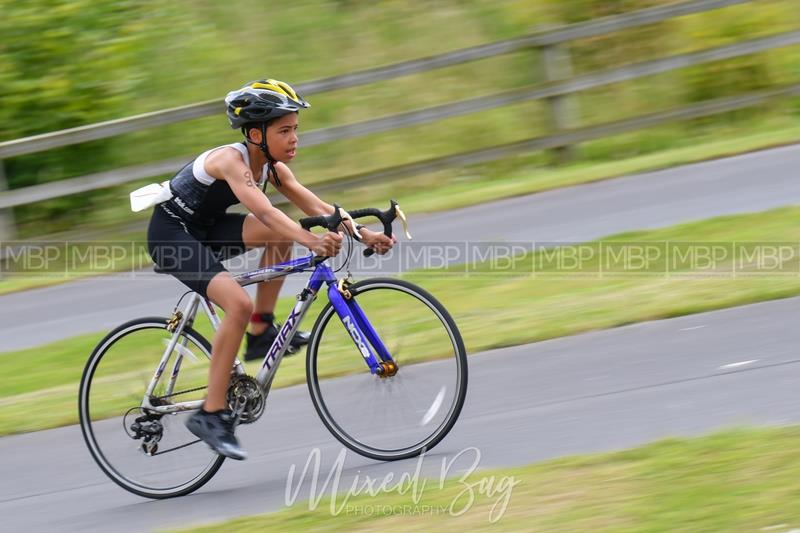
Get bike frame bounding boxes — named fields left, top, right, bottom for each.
left=140, top=254, right=394, bottom=415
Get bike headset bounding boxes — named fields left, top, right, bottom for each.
left=224, top=79, right=310, bottom=191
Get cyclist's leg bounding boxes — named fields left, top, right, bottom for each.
left=149, top=206, right=249, bottom=458
left=188, top=271, right=251, bottom=460
left=149, top=206, right=250, bottom=410
left=241, top=214, right=293, bottom=334
left=204, top=272, right=252, bottom=411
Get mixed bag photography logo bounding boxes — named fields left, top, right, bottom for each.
left=285, top=446, right=520, bottom=523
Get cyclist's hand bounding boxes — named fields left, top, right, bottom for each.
left=311, top=231, right=343, bottom=256
left=360, top=229, right=396, bottom=255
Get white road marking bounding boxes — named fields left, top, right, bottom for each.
left=679, top=325, right=707, bottom=331
left=719, top=359, right=759, bottom=370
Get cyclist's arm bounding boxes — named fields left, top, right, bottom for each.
left=273, top=163, right=332, bottom=216
left=274, top=163, right=394, bottom=254
left=207, top=150, right=317, bottom=249
left=274, top=163, right=361, bottom=235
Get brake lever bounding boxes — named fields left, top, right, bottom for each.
left=338, top=207, right=362, bottom=240
left=394, top=204, right=412, bottom=240
left=362, top=201, right=410, bottom=258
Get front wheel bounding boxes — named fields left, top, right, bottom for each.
left=306, top=278, right=468, bottom=461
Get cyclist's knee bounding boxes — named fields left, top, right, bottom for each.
left=206, top=273, right=253, bottom=324
left=223, top=295, right=253, bottom=325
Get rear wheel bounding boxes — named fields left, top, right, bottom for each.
left=306, top=278, right=468, bottom=461
left=78, top=317, right=224, bottom=499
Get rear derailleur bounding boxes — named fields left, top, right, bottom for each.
left=126, top=409, right=164, bottom=456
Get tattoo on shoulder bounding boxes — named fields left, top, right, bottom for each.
left=244, top=170, right=254, bottom=187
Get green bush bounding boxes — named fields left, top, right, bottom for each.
left=0, top=0, right=175, bottom=231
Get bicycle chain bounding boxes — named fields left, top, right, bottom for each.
left=153, top=385, right=208, bottom=402
left=150, top=375, right=265, bottom=424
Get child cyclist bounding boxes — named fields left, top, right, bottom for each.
left=146, top=79, right=395, bottom=459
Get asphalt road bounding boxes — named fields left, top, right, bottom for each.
left=2, top=297, right=799, bottom=532
left=1, top=144, right=800, bottom=351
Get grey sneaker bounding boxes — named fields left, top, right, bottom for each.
left=185, top=409, right=247, bottom=460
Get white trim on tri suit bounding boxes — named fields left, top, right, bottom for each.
left=192, top=143, right=268, bottom=186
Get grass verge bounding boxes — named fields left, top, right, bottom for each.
left=169, top=425, right=800, bottom=532
left=1, top=205, right=799, bottom=435
left=0, top=231, right=150, bottom=296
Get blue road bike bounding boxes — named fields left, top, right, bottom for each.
left=78, top=202, right=468, bottom=499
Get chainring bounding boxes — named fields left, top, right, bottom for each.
left=226, top=374, right=266, bottom=424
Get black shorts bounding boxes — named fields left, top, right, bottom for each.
left=147, top=204, right=248, bottom=298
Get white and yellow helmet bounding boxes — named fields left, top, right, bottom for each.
left=224, top=79, right=310, bottom=129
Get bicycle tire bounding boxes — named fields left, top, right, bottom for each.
left=78, top=316, right=225, bottom=499
left=306, top=278, right=468, bottom=461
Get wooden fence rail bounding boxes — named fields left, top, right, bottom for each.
left=1, top=0, right=795, bottom=237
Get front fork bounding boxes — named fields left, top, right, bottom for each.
left=327, top=281, right=396, bottom=376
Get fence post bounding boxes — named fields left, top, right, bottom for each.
left=539, top=39, right=579, bottom=164
left=0, top=160, right=15, bottom=242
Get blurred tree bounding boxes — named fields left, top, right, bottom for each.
left=680, top=8, right=777, bottom=103
left=543, top=0, right=678, bottom=71
left=0, top=0, right=159, bottom=230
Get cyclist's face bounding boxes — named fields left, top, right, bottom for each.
left=266, top=113, right=299, bottom=162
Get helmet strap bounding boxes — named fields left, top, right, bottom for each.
left=242, top=123, right=282, bottom=189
